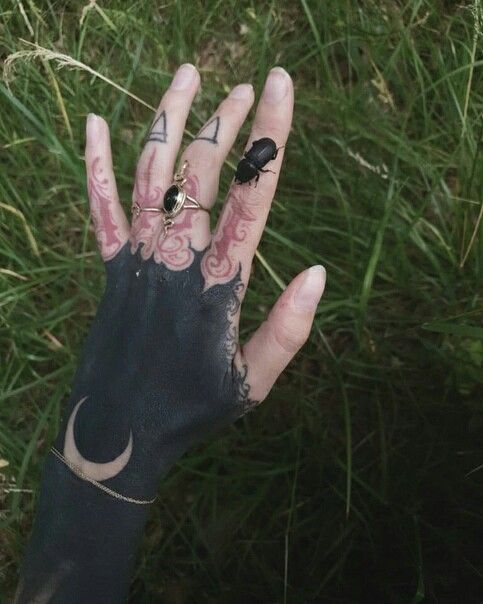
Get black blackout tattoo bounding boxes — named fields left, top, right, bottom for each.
left=194, top=115, right=220, bottom=144
left=234, top=363, right=258, bottom=415
left=225, top=278, right=258, bottom=415
left=17, top=241, right=256, bottom=604
left=146, top=110, right=167, bottom=143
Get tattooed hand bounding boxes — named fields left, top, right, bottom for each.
left=17, top=65, right=325, bottom=603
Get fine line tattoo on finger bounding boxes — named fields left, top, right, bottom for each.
left=194, top=116, right=220, bottom=145
left=146, top=110, right=167, bottom=144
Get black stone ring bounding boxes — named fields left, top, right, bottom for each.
left=131, top=161, right=209, bottom=236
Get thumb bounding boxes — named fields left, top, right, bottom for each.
left=242, top=265, right=326, bottom=403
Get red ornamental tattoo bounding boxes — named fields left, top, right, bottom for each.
left=201, top=192, right=255, bottom=283
left=154, top=174, right=199, bottom=269
left=88, top=157, right=122, bottom=261
left=133, top=148, right=163, bottom=207
left=154, top=210, right=196, bottom=268
left=130, top=148, right=164, bottom=258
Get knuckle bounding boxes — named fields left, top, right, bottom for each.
left=161, top=94, right=184, bottom=113
left=236, top=182, right=266, bottom=208
left=250, top=122, right=286, bottom=145
left=134, top=169, right=153, bottom=189
left=182, top=150, right=218, bottom=172
left=134, top=151, right=165, bottom=194
left=272, top=319, right=308, bottom=355
left=135, top=158, right=154, bottom=184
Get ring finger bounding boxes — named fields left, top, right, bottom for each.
left=202, top=67, right=294, bottom=291
left=180, top=82, right=255, bottom=215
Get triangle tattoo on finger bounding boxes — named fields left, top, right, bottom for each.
left=195, top=116, right=220, bottom=145
left=147, top=110, right=167, bottom=144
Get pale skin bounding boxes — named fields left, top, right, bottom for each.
left=87, top=64, right=326, bottom=404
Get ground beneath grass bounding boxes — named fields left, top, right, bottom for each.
left=1, top=1, right=482, bottom=602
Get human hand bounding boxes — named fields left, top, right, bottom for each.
left=59, top=64, right=326, bottom=502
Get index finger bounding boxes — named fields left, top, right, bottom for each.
left=200, top=67, right=294, bottom=291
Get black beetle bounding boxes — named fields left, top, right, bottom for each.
left=234, top=137, right=281, bottom=185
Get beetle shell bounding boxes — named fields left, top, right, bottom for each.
left=234, top=159, right=258, bottom=184
left=245, top=137, right=278, bottom=167
left=234, top=137, right=278, bottom=184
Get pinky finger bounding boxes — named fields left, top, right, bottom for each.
left=242, top=266, right=326, bottom=403
left=85, top=114, right=130, bottom=261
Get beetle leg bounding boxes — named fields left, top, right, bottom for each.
left=259, top=168, right=276, bottom=174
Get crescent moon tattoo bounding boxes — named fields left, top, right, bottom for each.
left=63, top=397, right=133, bottom=482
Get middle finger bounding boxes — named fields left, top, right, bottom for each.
left=162, top=83, right=255, bottom=261
left=180, top=82, right=255, bottom=212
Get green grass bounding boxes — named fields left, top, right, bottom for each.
left=1, top=1, right=482, bottom=601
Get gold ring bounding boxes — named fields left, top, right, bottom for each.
left=131, top=161, right=208, bottom=236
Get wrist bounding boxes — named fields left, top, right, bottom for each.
left=17, top=453, right=150, bottom=604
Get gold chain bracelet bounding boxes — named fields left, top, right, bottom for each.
left=51, top=447, right=156, bottom=506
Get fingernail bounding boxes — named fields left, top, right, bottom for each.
left=86, top=113, right=101, bottom=144
left=170, top=63, right=197, bottom=91
left=262, top=67, right=289, bottom=104
left=229, top=83, right=253, bottom=100
left=294, top=265, right=326, bottom=311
